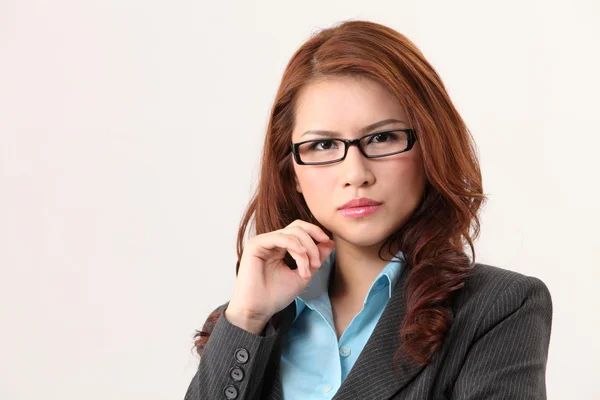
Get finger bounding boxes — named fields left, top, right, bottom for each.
left=287, top=248, right=312, bottom=279
left=277, top=233, right=313, bottom=279
left=289, top=220, right=331, bottom=243
left=253, top=232, right=306, bottom=256
left=283, top=226, right=322, bottom=268
left=316, top=239, right=336, bottom=262
left=259, top=232, right=312, bottom=279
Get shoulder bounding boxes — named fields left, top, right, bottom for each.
left=458, top=263, right=551, bottom=305
left=438, top=264, right=553, bottom=397
left=452, top=263, right=553, bottom=336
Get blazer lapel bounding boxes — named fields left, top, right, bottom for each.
left=332, top=264, right=426, bottom=400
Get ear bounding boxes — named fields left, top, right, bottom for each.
left=295, top=176, right=302, bottom=193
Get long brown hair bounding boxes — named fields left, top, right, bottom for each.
left=193, top=20, right=486, bottom=367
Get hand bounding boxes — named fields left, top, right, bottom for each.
left=225, top=220, right=335, bottom=334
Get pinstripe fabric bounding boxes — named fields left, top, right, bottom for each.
left=184, top=263, right=553, bottom=400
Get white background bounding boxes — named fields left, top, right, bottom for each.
left=1, top=1, right=599, bottom=399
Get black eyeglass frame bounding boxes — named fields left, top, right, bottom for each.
left=291, top=128, right=417, bottom=166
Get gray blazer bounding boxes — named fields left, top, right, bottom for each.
left=184, top=263, right=553, bottom=399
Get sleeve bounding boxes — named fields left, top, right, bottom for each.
left=183, top=306, right=280, bottom=400
left=451, top=274, right=553, bottom=400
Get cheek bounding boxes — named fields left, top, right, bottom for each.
left=296, top=169, right=335, bottom=201
left=384, top=159, right=426, bottom=199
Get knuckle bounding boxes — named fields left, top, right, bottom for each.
left=288, top=235, right=302, bottom=247
left=290, top=225, right=306, bottom=235
left=284, top=226, right=305, bottom=241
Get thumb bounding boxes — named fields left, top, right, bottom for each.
left=316, top=240, right=335, bottom=265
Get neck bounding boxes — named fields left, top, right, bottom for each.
left=328, top=237, right=399, bottom=303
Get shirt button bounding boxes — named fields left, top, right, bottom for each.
left=339, top=346, right=351, bottom=357
left=234, top=348, right=249, bottom=364
left=322, top=384, right=332, bottom=393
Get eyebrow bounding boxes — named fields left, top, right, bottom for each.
left=300, top=118, right=406, bottom=138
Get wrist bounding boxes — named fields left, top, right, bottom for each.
left=224, top=307, right=270, bottom=335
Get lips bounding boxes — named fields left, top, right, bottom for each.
left=338, top=198, right=383, bottom=210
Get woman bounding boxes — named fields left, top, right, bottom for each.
left=184, top=20, right=552, bottom=400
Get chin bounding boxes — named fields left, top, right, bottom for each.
left=332, top=227, right=392, bottom=248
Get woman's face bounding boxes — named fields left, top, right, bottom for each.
left=291, top=75, right=427, bottom=249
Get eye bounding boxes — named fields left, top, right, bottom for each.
left=368, top=132, right=399, bottom=143
left=308, top=140, right=338, bottom=151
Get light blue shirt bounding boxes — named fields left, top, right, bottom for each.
left=280, top=247, right=405, bottom=399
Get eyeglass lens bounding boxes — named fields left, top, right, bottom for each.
left=297, top=131, right=408, bottom=164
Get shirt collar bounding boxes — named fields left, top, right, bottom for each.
left=294, top=247, right=405, bottom=320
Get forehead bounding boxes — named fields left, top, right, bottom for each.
left=292, top=75, right=407, bottom=140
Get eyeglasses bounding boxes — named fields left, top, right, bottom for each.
left=291, top=129, right=417, bottom=165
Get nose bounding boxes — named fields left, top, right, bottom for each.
left=340, top=144, right=375, bottom=187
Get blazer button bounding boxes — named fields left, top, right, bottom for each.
left=234, top=348, right=249, bottom=364
left=223, top=385, right=238, bottom=399
left=229, top=366, right=244, bottom=382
